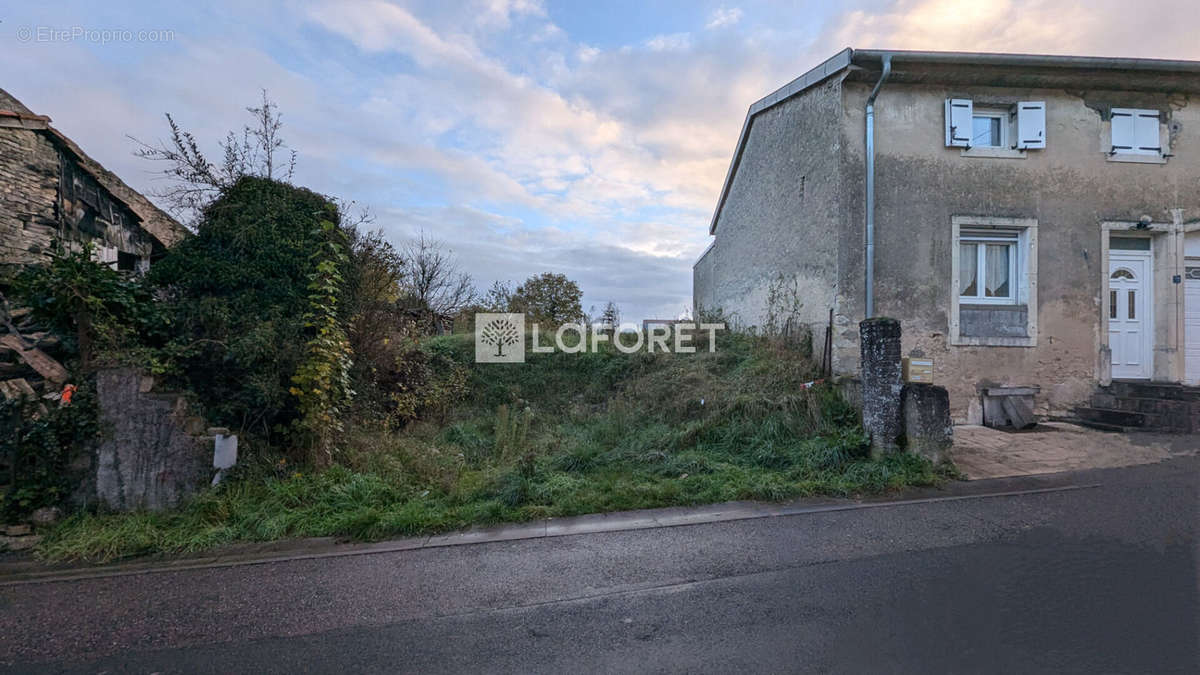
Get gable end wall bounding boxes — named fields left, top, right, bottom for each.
left=694, top=76, right=846, bottom=348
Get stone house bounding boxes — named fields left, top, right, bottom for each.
left=694, top=49, right=1200, bottom=426
left=0, top=87, right=185, bottom=277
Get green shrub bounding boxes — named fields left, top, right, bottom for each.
left=0, top=384, right=98, bottom=520
left=149, top=176, right=343, bottom=438
left=13, top=246, right=168, bottom=371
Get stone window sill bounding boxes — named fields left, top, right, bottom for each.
left=959, top=303, right=1026, bottom=312
left=961, top=147, right=1026, bottom=159
left=1106, top=153, right=1167, bottom=165
left=950, top=335, right=1036, bottom=347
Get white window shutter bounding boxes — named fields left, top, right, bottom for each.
left=1015, top=101, right=1046, bottom=149
left=1134, top=111, right=1162, bottom=154
left=1110, top=108, right=1137, bottom=153
left=945, top=98, right=972, bottom=147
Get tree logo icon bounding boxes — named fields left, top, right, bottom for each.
left=481, top=317, right=520, bottom=356
left=475, top=313, right=525, bottom=363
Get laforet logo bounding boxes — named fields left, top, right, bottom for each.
left=474, top=312, right=726, bottom=364
left=481, top=317, right=520, bottom=357
left=475, top=313, right=526, bottom=363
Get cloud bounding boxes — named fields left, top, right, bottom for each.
left=17, top=0, right=1200, bottom=323
left=826, top=0, right=1200, bottom=59
left=706, top=7, right=744, bottom=30
left=645, top=32, right=693, bottom=51
left=576, top=44, right=601, bottom=63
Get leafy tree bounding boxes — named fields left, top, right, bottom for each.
left=149, top=176, right=343, bottom=437
left=510, top=272, right=584, bottom=326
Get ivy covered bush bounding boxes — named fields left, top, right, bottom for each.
left=150, top=176, right=347, bottom=440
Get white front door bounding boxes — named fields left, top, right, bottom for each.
left=1186, top=264, right=1200, bottom=385
left=1109, top=254, right=1153, bottom=379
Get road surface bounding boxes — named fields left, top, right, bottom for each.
left=2, top=457, right=1197, bottom=673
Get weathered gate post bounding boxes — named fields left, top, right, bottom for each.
left=859, top=317, right=902, bottom=458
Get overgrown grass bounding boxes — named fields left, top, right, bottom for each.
left=38, top=332, right=953, bottom=563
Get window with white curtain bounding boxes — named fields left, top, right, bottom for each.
left=959, top=230, right=1019, bottom=304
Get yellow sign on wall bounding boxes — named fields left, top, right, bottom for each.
left=903, top=358, right=934, bottom=384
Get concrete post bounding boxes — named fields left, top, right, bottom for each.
left=859, top=318, right=902, bottom=457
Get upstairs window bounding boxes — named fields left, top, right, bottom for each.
left=971, top=110, right=1007, bottom=148
left=1110, top=108, right=1162, bottom=157
left=945, top=99, right=1046, bottom=150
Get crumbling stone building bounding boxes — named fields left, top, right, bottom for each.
left=0, top=87, right=185, bottom=277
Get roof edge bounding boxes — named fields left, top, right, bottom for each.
left=707, top=48, right=852, bottom=235
left=706, top=48, right=1200, bottom=236
left=850, top=48, right=1200, bottom=73
left=0, top=87, right=187, bottom=248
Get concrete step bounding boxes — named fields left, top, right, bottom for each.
left=1075, top=406, right=1147, bottom=428
left=1107, top=381, right=1200, bottom=402
left=1050, top=415, right=1139, bottom=433
left=1112, top=397, right=1196, bottom=417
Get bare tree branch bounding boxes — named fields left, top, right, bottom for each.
left=399, top=232, right=476, bottom=322
left=129, top=90, right=296, bottom=221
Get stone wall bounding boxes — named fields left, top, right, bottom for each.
left=94, top=368, right=212, bottom=512
left=0, top=125, right=154, bottom=277
left=0, top=127, right=61, bottom=273
left=693, top=77, right=845, bottom=352
left=692, top=243, right=717, bottom=317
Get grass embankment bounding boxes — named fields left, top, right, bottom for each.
left=38, top=332, right=951, bottom=562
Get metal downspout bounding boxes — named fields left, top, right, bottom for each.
left=865, top=54, right=892, bottom=319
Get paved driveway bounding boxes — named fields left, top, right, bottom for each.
left=951, top=421, right=1198, bottom=479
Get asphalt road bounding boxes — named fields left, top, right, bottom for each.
left=2, top=457, right=1198, bottom=674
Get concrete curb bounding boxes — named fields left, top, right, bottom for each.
left=0, top=482, right=1100, bottom=586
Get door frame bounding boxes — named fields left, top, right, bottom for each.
left=1107, top=250, right=1154, bottom=380
left=1098, top=223, right=1170, bottom=385
left=1186, top=258, right=1200, bottom=385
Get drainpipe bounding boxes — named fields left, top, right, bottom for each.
left=864, top=53, right=892, bottom=319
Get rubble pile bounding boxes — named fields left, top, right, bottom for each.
left=0, top=305, right=69, bottom=409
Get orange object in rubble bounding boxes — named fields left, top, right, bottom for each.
left=60, top=383, right=77, bottom=406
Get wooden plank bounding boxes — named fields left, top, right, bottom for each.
left=0, top=334, right=68, bottom=384
left=0, top=378, right=36, bottom=401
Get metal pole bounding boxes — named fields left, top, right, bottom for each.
left=865, top=54, right=892, bottom=319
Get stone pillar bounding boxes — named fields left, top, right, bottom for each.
left=859, top=318, right=902, bottom=458
left=902, top=384, right=953, bottom=464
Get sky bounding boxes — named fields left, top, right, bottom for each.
left=4, top=0, right=1199, bottom=321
